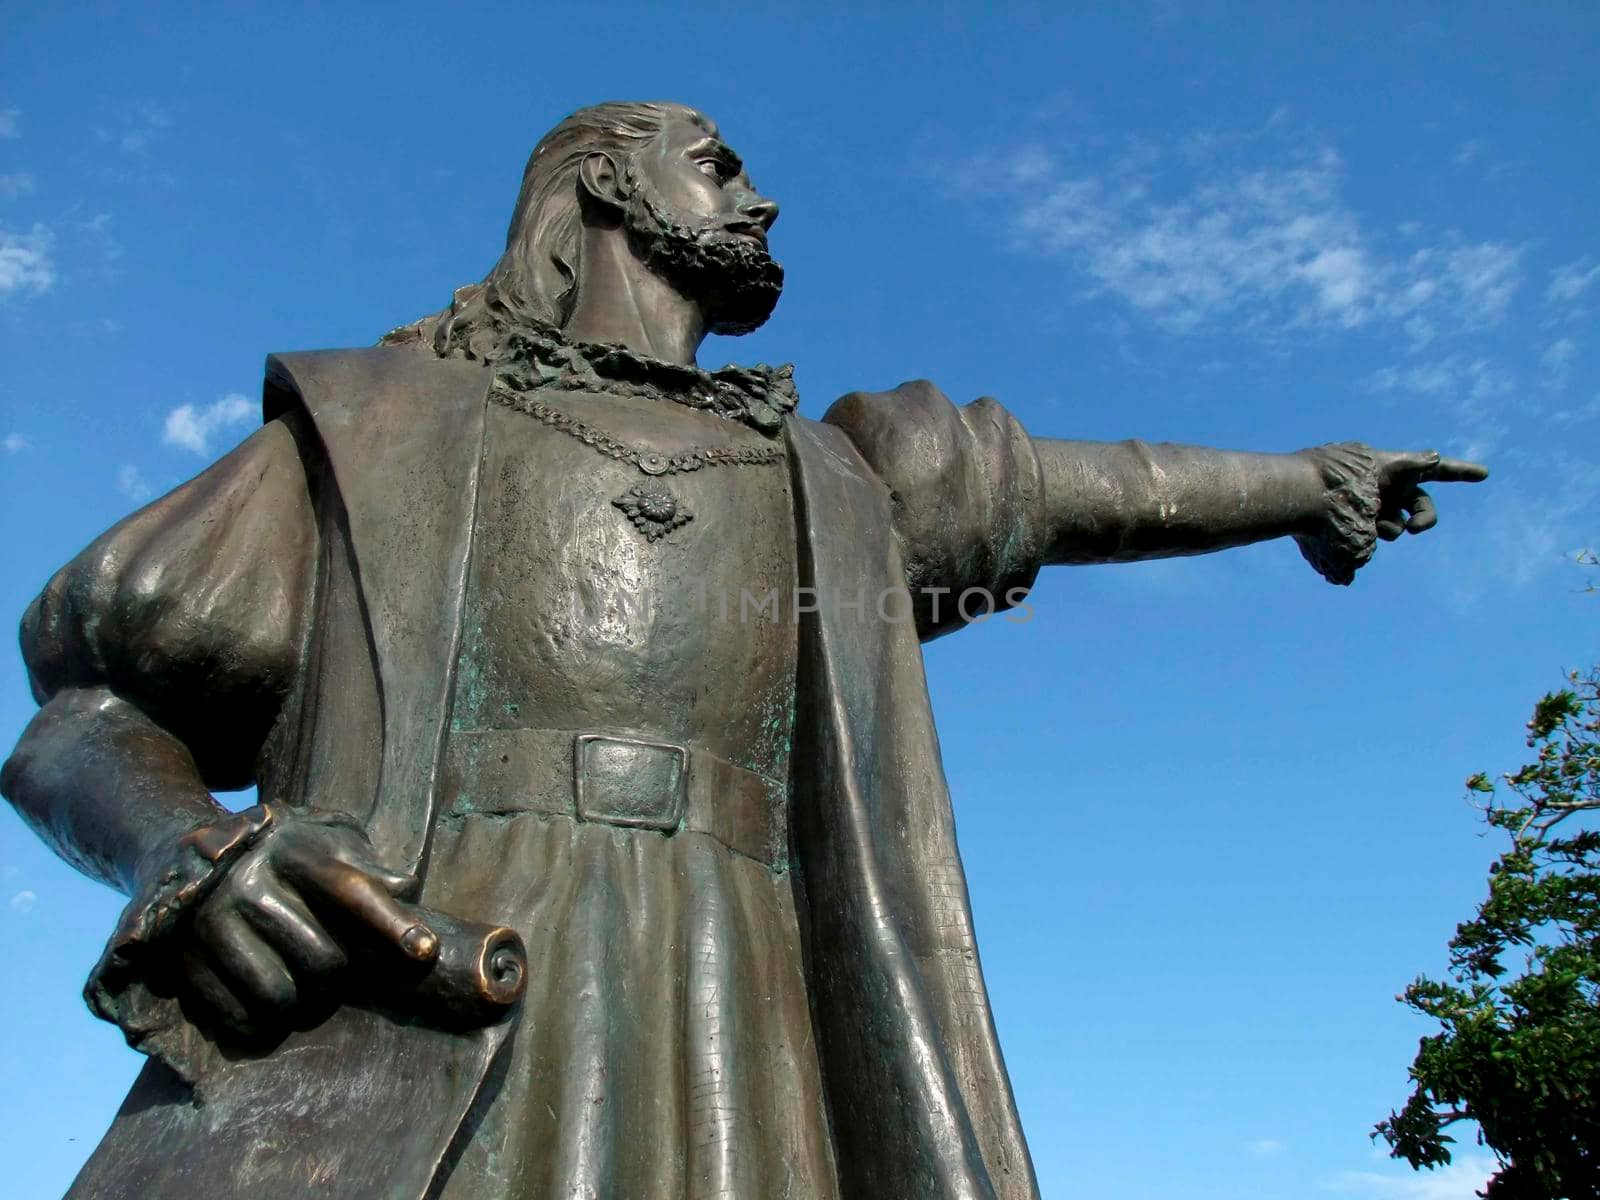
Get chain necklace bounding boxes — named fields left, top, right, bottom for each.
left=488, top=384, right=783, bottom=475
left=487, top=383, right=783, bottom=542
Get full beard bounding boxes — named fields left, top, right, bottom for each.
left=622, top=171, right=785, bottom=337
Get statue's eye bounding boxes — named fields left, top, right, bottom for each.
left=697, top=158, right=730, bottom=183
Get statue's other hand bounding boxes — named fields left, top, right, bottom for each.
left=179, top=815, right=438, bottom=1030
left=1369, top=449, right=1489, bottom=541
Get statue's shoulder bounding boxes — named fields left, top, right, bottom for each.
left=824, top=379, right=959, bottom=436
left=790, top=379, right=982, bottom=492
left=818, top=379, right=969, bottom=481
left=264, top=345, right=491, bottom=425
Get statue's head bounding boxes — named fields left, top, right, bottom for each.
left=387, top=101, right=783, bottom=359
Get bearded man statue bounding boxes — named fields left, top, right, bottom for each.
left=2, top=101, right=1485, bottom=1200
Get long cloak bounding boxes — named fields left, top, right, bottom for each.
left=42, top=347, right=1047, bottom=1200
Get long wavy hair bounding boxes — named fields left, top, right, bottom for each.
left=382, top=101, right=704, bottom=360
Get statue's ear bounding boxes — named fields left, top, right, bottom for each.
left=578, top=152, right=626, bottom=213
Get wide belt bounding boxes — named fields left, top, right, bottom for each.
left=441, top=729, right=789, bottom=870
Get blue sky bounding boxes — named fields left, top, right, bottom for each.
left=1, top=4, right=1595, bottom=1197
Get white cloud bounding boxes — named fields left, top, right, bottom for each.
left=952, top=132, right=1521, bottom=339
left=1552, top=394, right=1600, bottom=426
left=1368, top=361, right=1457, bottom=397
left=1327, top=1154, right=1496, bottom=1199
left=1479, top=452, right=1600, bottom=587
left=162, top=393, right=255, bottom=456
left=0, top=172, right=35, bottom=200
left=1369, top=356, right=1513, bottom=403
left=1366, top=355, right=1516, bottom=460
left=8, top=889, right=36, bottom=913
left=0, top=224, right=55, bottom=296
left=103, top=103, right=171, bottom=155
left=1437, top=243, right=1521, bottom=324
left=1246, top=1138, right=1286, bottom=1157
left=117, top=464, right=151, bottom=501
left=1453, top=140, right=1480, bottom=167
left=77, top=210, right=122, bottom=272
left=3, top=432, right=28, bottom=454
left=1008, top=145, right=1378, bottom=332
left=0, top=108, right=18, bottom=139
left=1546, top=256, right=1600, bottom=308
left=1540, top=338, right=1578, bottom=390
left=1004, top=144, right=1057, bottom=185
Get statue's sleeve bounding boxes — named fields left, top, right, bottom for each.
left=826, top=382, right=1384, bottom=640
left=19, top=414, right=318, bottom=790
left=3, top=416, right=320, bottom=1061
left=1027, top=436, right=1380, bottom=583
left=824, top=381, right=1046, bottom=641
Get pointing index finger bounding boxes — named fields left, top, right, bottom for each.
left=1426, top=457, right=1489, bottom=483
left=1377, top=449, right=1439, bottom=483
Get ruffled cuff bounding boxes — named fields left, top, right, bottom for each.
left=1293, top=441, right=1381, bottom=586
left=84, top=803, right=276, bottom=1081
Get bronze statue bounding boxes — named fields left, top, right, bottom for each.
left=1, top=101, right=1486, bottom=1200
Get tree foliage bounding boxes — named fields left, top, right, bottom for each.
left=1377, top=667, right=1600, bottom=1198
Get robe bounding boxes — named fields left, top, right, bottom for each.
left=24, top=347, right=1049, bottom=1200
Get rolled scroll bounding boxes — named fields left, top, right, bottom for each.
left=391, top=905, right=528, bottom=1028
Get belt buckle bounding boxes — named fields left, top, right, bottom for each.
left=573, top=733, right=688, bottom=833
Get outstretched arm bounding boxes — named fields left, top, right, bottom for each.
left=825, top=380, right=1487, bottom=639
left=1036, top=437, right=1487, bottom=582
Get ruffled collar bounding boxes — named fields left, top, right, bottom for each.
left=490, top=322, right=798, bottom=436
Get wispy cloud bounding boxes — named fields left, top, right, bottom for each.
left=1480, top=451, right=1600, bottom=588
left=1546, top=256, right=1600, bottom=304
left=1551, top=394, right=1600, bottom=426
left=1540, top=337, right=1578, bottom=390
left=1364, top=353, right=1516, bottom=459
left=4, top=432, right=30, bottom=454
left=1246, top=1138, right=1287, bottom=1157
left=0, top=108, right=18, bottom=140
left=1327, top=1154, right=1495, bottom=1199
left=162, top=393, right=254, bottom=456
left=1413, top=243, right=1522, bottom=327
left=944, top=134, right=1521, bottom=340
left=0, top=223, right=55, bottom=296
left=106, top=102, right=171, bottom=155
left=8, top=889, right=36, bottom=913
left=89, top=103, right=177, bottom=187
left=1005, top=144, right=1378, bottom=332
left=75, top=210, right=122, bottom=276
left=1367, top=355, right=1513, bottom=405
left=0, top=171, right=35, bottom=200
left=117, top=464, right=151, bottom=501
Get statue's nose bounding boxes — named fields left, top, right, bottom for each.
left=741, top=193, right=779, bottom=232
